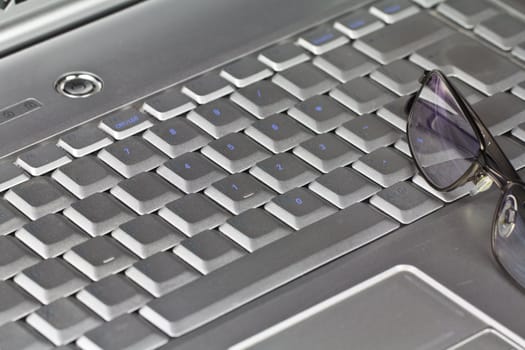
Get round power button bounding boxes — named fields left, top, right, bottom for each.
left=55, top=72, right=103, bottom=98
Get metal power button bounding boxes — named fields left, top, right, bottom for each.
left=55, top=72, right=103, bottom=98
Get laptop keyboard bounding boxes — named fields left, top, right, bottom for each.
left=1, top=0, right=525, bottom=348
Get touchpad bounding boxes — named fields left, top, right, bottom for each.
left=230, top=266, right=523, bottom=350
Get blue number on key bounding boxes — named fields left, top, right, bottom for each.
left=213, top=108, right=221, bottom=116
left=227, top=143, right=235, bottom=151
left=315, top=105, right=323, bottom=112
left=256, top=89, right=262, bottom=98
left=169, top=128, right=177, bottom=136
left=115, top=115, right=139, bottom=130
left=232, top=183, right=239, bottom=191
left=319, top=143, right=327, bottom=151
left=349, top=19, right=366, bottom=29
left=123, top=147, right=131, bottom=155
left=416, top=137, right=424, bottom=144
left=382, top=159, right=388, bottom=166
left=362, top=125, right=369, bottom=130
left=271, top=123, right=279, bottom=131
left=384, top=4, right=401, bottom=14
left=184, top=163, right=191, bottom=169
left=312, top=32, right=334, bottom=46
left=295, top=197, right=303, bottom=205
left=276, top=163, right=284, bottom=171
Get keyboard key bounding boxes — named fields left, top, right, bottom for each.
left=309, top=167, right=380, bottom=208
left=157, top=152, right=227, bottom=193
left=63, top=236, right=136, bottom=281
left=110, top=172, right=181, bottom=215
left=394, top=135, right=411, bottom=157
left=412, top=174, right=472, bottom=203
left=0, top=322, right=52, bottom=350
left=205, top=173, right=275, bottom=214
left=313, top=45, right=378, bottom=83
left=173, top=229, right=245, bottom=274
left=140, top=203, right=399, bottom=337
left=449, top=76, right=484, bottom=104
left=16, top=143, right=71, bottom=176
left=244, top=113, right=313, bottom=153
left=495, top=136, right=525, bottom=170
left=5, top=177, right=74, bottom=220
left=412, top=0, right=444, bottom=7
left=297, top=27, right=349, bottom=55
left=258, top=43, right=310, bottom=71
left=474, top=13, right=525, bottom=51
left=201, top=133, right=270, bottom=173
left=250, top=153, right=319, bottom=193
left=353, top=147, right=416, bottom=187
left=187, top=98, right=255, bottom=138
left=370, top=59, right=423, bottom=95
left=411, top=33, right=525, bottom=95
left=293, top=133, right=362, bottom=173
left=0, top=281, right=38, bottom=326
left=63, top=192, right=135, bottom=237
left=15, top=214, right=87, bottom=259
left=58, top=127, right=113, bottom=158
left=77, top=274, right=151, bottom=321
left=330, top=77, right=395, bottom=114
left=0, top=236, right=39, bottom=280
left=113, top=214, right=185, bottom=259
left=265, top=187, right=337, bottom=229
left=0, top=198, right=27, bottom=235
left=182, top=73, right=234, bottom=104
left=142, top=89, right=196, bottom=121
left=219, top=208, right=292, bottom=252
left=473, top=93, right=525, bottom=135
left=512, top=80, right=525, bottom=101
left=51, top=156, right=121, bottom=199
left=376, top=95, right=411, bottom=130
left=370, top=0, right=419, bottom=23
left=437, top=0, right=498, bottom=29
left=0, top=161, right=29, bottom=193
left=220, top=56, right=273, bottom=88
left=512, top=41, right=525, bottom=62
left=143, top=117, right=211, bottom=158
left=272, top=62, right=337, bottom=100
left=370, top=181, right=443, bottom=224
left=159, top=193, right=230, bottom=236
left=288, top=95, right=355, bottom=133
left=336, top=113, right=401, bottom=152
left=98, top=136, right=166, bottom=178
left=99, top=109, right=153, bottom=140
left=126, top=252, right=199, bottom=297
left=512, top=122, right=525, bottom=143
left=15, top=258, right=88, bottom=304
left=354, top=13, right=452, bottom=64
left=334, top=10, right=385, bottom=39
left=230, top=80, right=298, bottom=118
left=26, top=298, right=101, bottom=346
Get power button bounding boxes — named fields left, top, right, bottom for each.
left=55, top=72, right=103, bottom=98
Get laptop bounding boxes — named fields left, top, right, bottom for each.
left=0, top=0, right=525, bottom=348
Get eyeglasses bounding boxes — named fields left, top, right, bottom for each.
left=406, top=70, right=525, bottom=289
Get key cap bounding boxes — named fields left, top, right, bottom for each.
left=244, top=113, right=313, bottom=153
left=313, top=45, right=378, bottom=83
left=293, top=133, right=363, bottom=173
left=258, top=43, right=310, bottom=71
left=449, top=76, right=484, bottom=104
left=26, top=298, right=101, bottom=346
left=126, top=252, right=199, bottom=297
left=354, top=13, right=453, bottom=64
left=187, top=98, right=255, bottom=138
left=182, top=73, right=234, bottom=104
left=265, top=187, right=337, bottom=229
left=513, top=41, right=525, bottom=62
left=288, top=95, right=355, bottom=133
left=353, top=147, right=415, bottom=187
left=58, top=127, right=113, bottom=158
left=63, top=192, right=135, bottom=237
left=330, top=77, right=395, bottom=114
left=370, top=181, right=443, bottom=224
left=230, top=80, right=298, bottom=118
left=370, top=0, right=420, bottom=24
left=0, top=161, right=28, bottom=192
left=0, top=281, right=38, bottom=326
left=512, top=80, right=525, bottom=101
left=113, top=214, right=185, bottom=259
left=219, top=208, right=292, bottom=252
left=77, top=313, right=168, bottom=350
left=5, top=177, right=74, bottom=220
left=99, top=109, right=153, bottom=140
left=0, top=236, right=39, bottom=280
left=272, top=62, right=337, bottom=100
left=63, top=236, right=137, bottom=281
left=250, top=153, right=319, bottom=194
left=297, top=27, right=349, bottom=55
left=51, top=156, right=121, bottom=199
left=205, top=173, right=275, bottom=214
left=143, top=117, right=211, bottom=158
left=220, top=56, right=273, bottom=88
left=512, top=122, right=525, bottom=143
left=0, top=198, right=26, bottom=235
left=370, top=59, right=423, bottom=95
left=140, top=203, right=399, bottom=337
left=142, top=89, right=196, bottom=121
left=201, top=133, right=270, bottom=173
left=110, top=172, right=181, bottom=214
left=98, top=136, right=166, bottom=178
left=16, top=143, right=71, bottom=176
left=412, top=0, right=444, bottom=8
left=334, top=10, right=385, bottom=39
left=394, top=135, right=411, bottom=157
left=157, top=152, right=227, bottom=193
left=0, top=322, right=52, bottom=350
left=159, top=193, right=230, bottom=236
left=376, top=95, right=412, bottom=130
left=15, top=258, right=89, bottom=304
left=77, top=274, right=151, bottom=321
left=474, top=13, right=525, bottom=51
left=336, top=113, right=401, bottom=152
left=412, top=174, right=472, bottom=203
left=495, top=136, right=525, bottom=170
left=411, top=33, right=525, bottom=95
left=437, top=0, right=498, bottom=29
left=472, top=93, right=525, bottom=135
left=15, top=214, right=87, bottom=259
left=173, top=229, right=245, bottom=274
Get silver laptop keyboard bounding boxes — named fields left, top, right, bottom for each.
left=2, top=0, right=525, bottom=348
